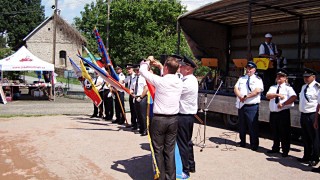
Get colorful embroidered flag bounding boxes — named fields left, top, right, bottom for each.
left=69, top=57, right=102, bottom=107
left=93, top=27, right=119, bottom=81
left=83, top=46, right=104, bottom=68
left=78, top=55, right=131, bottom=95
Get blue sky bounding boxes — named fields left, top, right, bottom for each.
left=42, top=0, right=218, bottom=23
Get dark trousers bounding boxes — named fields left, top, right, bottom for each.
left=300, top=112, right=319, bottom=161
left=134, top=96, right=147, bottom=133
left=129, top=96, right=137, bottom=127
left=103, top=89, right=114, bottom=119
left=270, top=109, right=291, bottom=153
left=114, top=91, right=125, bottom=122
left=93, top=91, right=104, bottom=116
left=150, top=115, right=178, bottom=180
left=176, top=114, right=195, bottom=175
left=238, top=104, right=259, bottom=149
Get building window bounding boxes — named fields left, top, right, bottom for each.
left=59, top=50, right=67, bottom=67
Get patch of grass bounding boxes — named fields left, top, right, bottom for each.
left=24, top=71, right=80, bottom=85
left=0, top=114, right=59, bottom=118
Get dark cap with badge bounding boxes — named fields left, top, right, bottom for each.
left=303, top=68, right=318, bottom=77
left=115, top=65, right=123, bottom=70
left=133, top=64, right=140, bottom=70
left=246, top=61, right=257, bottom=69
left=126, top=63, right=133, bottom=69
left=277, top=68, right=288, bottom=76
left=179, top=55, right=197, bottom=68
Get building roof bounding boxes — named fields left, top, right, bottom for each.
left=179, top=0, right=320, bottom=26
left=23, top=14, right=86, bottom=45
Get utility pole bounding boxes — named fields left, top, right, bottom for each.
left=106, top=0, right=111, bottom=51
left=52, top=0, right=58, bottom=66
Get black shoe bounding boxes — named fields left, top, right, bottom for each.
left=237, top=142, right=245, bottom=147
left=251, top=147, right=258, bottom=151
left=131, top=126, right=138, bottom=130
left=118, top=121, right=125, bottom=125
left=90, top=114, right=97, bottom=118
left=297, top=157, right=310, bottom=163
left=190, top=168, right=196, bottom=173
left=112, top=120, right=119, bottom=124
left=140, top=132, right=148, bottom=136
left=309, top=160, right=319, bottom=167
left=267, top=150, right=279, bottom=154
left=311, top=167, right=320, bottom=173
left=282, top=153, right=288, bottom=157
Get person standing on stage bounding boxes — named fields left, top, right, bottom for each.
left=234, top=61, right=264, bottom=151
left=312, top=91, right=320, bottom=173
left=112, top=66, right=126, bottom=124
left=131, top=64, right=148, bottom=136
left=297, top=68, right=320, bottom=167
left=266, top=69, right=297, bottom=157
left=123, top=63, right=137, bottom=130
left=140, top=55, right=183, bottom=180
left=176, top=55, right=198, bottom=178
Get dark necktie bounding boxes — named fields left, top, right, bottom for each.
left=129, top=75, right=132, bottom=88
left=246, top=76, right=252, bottom=92
left=134, top=75, right=139, bottom=95
left=304, top=85, right=310, bottom=102
left=275, top=85, right=280, bottom=104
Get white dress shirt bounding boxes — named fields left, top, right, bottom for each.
left=95, top=76, right=104, bottom=92
left=234, top=74, right=264, bottom=109
left=140, top=63, right=183, bottom=115
left=267, top=83, right=296, bottom=112
left=179, top=74, right=198, bottom=114
left=117, top=72, right=125, bottom=87
left=299, top=80, right=320, bottom=113
left=130, top=75, right=147, bottom=96
left=124, top=73, right=136, bottom=89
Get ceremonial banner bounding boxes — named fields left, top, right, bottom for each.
left=69, top=57, right=102, bottom=107
left=93, top=27, right=119, bottom=81
left=79, top=55, right=131, bottom=95
left=83, top=46, right=104, bottom=68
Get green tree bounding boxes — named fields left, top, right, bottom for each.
left=74, top=0, right=193, bottom=67
left=0, top=0, right=45, bottom=48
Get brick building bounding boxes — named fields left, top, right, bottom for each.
left=23, top=14, right=86, bottom=71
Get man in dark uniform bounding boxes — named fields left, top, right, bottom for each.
left=124, top=64, right=137, bottom=130
left=234, top=61, right=264, bottom=151
left=131, top=64, right=148, bottom=136
left=103, top=81, right=113, bottom=120
left=112, top=66, right=126, bottom=125
left=312, top=91, right=320, bottom=173
left=298, top=68, right=320, bottom=167
left=176, top=56, right=198, bottom=178
left=266, top=69, right=297, bottom=157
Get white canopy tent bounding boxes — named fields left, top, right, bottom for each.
left=0, top=46, right=55, bottom=101
left=0, top=46, right=54, bottom=72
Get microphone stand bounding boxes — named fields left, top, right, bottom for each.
left=196, top=80, right=223, bottom=152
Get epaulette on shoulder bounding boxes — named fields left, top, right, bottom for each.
left=315, top=82, right=320, bottom=88
left=255, top=74, right=261, bottom=80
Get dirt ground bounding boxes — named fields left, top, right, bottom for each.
left=0, top=97, right=319, bottom=179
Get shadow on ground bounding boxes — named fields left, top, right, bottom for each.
left=111, top=154, right=153, bottom=179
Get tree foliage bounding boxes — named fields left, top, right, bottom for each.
left=74, top=0, right=193, bottom=67
left=0, top=0, right=45, bottom=48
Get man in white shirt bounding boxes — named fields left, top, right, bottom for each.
left=266, top=69, right=297, bottom=157
left=91, top=72, right=104, bottom=118
left=112, top=66, right=126, bottom=125
left=176, top=55, right=198, bottom=178
left=140, top=56, right=183, bottom=180
left=312, top=91, right=320, bottom=173
left=234, top=61, right=264, bottom=151
left=130, top=64, right=148, bottom=136
left=123, top=64, right=137, bottom=130
left=298, top=68, right=320, bottom=166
